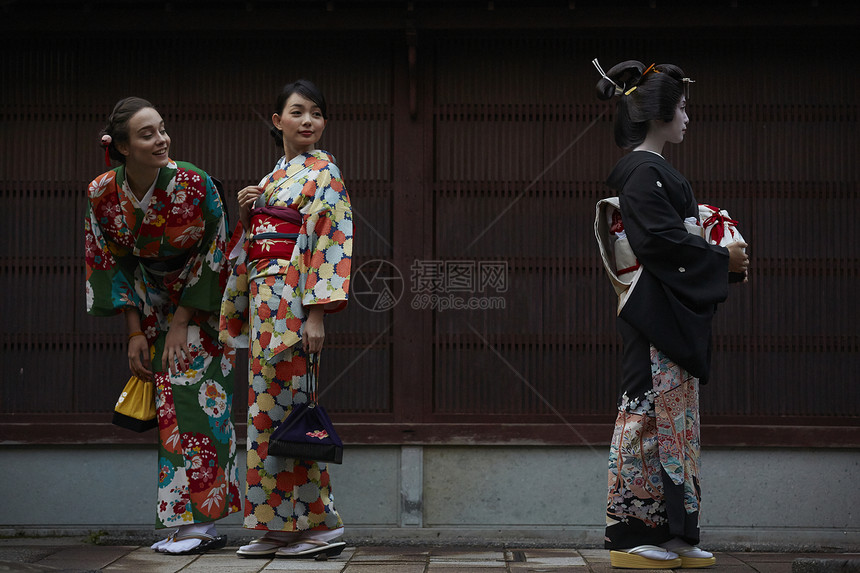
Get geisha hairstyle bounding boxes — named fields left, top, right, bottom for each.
left=594, top=60, right=685, bottom=149
left=100, top=96, right=156, bottom=164
left=270, top=79, right=328, bottom=147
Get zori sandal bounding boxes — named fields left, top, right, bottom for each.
left=275, top=539, right=347, bottom=559
left=236, top=535, right=294, bottom=557
left=610, top=545, right=683, bottom=569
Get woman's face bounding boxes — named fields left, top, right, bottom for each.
left=272, top=92, right=326, bottom=156
left=664, top=96, right=689, bottom=144
left=117, top=107, right=171, bottom=169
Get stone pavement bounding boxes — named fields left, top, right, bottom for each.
left=0, top=538, right=858, bottom=573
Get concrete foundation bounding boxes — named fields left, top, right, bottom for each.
left=1, top=445, right=857, bottom=551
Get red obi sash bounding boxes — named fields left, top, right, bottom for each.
left=248, top=205, right=302, bottom=261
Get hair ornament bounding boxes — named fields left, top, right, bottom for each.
left=622, top=64, right=662, bottom=97
left=682, top=77, right=696, bottom=100
left=592, top=58, right=624, bottom=96
left=100, top=134, right=112, bottom=167
left=641, top=62, right=661, bottom=78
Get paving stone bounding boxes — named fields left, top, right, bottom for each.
left=100, top=546, right=198, bottom=573
left=350, top=546, right=429, bottom=562
left=524, top=556, right=586, bottom=566
left=428, top=562, right=508, bottom=568
left=0, top=562, right=58, bottom=572
left=182, top=562, right=274, bottom=573
left=0, top=547, right=60, bottom=564
left=747, top=565, right=794, bottom=573
left=430, top=550, right=507, bottom=561
left=341, top=564, right=427, bottom=573
left=716, top=553, right=751, bottom=565
left=728, top=553, right=803, bottom=563
left=793, top=559, right=860, bottom=573
left=262, top=558, right=347, bottom=571
left=0, top=538, right=856, bottom=573
left=36, top=545, right=139, bottom=570
left=427, top=563, right=508, bottom=573
left=510, top=566, right=588, bottom=573
left=354, top=546, right=429, bottom=556
left=577, top=549, right=609, bottom=562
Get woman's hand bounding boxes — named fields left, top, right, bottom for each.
left=128, top=334, right=153, bottom=381
left=238, top=185, right=264, bottom=229
left=124, top=307, right=152, bottom=380
left=727, top=241, right=750, bottom=282
left=302, top=306, right=325, bottom=354
left=163, top=323, right=191, bottom=374
left=162, top=306, right=195, bottom=375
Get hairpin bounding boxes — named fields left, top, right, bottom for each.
left=624, top=64, right=664, bottom=96
left=641, top=63, right=660, bottom=77
left=592, top=58, right=624, bottom=96
left=682, top=77, right=696, bottom=99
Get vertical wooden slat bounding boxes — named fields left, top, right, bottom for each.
left=0, top=35, right=398, bottom=420
left=0, top=22, right=857, bottom=434
left=428, top=33, right=858, bottom=421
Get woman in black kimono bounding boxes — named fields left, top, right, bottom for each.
left=593, top=60, right=749, bottom=569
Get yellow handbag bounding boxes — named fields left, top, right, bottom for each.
left=112, top=376, right=157, bottom=432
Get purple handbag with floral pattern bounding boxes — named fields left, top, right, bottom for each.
left=268, top=353, right=343, bottom=463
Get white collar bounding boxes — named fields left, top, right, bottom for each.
left=125, top=173, right=158, bottom=212
left=634, top=149, right=664, bottom=159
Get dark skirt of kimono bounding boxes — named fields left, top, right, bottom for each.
left=604, top=317, right=702, bottom=549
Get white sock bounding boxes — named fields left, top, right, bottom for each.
left=623, top=545, right=679, bottom=561
left=150, top=530, right=176, bottom=551
left=157, top=522, right=216, bottom=554
left=660, top=538, right=713, bottom=559
left=238, top=530, right=301, bottom=553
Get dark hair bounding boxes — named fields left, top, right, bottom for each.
left=100, top=97, right=155, bottom=164
left=270, top=79, right=328, bottom=147
left=595, top=60, right=685, bottom=149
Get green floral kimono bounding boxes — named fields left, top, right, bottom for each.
left=85, top=159, right=240, bottom=528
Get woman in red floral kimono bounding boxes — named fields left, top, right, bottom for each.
left=85, top=97, right=239, bottom=555
left=220, top=80, right=352, bottom=560
left=593, top=60, right=749, bottom=569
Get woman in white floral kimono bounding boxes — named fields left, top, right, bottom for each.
left=220, top=80, right=352, bottom=559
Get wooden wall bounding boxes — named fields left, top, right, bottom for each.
left=1, top=1, right=857, bottom=446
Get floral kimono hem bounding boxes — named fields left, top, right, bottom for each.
left=605, top=346, right=702, bottom=549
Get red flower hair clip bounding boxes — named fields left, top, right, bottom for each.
left=100, top=134, right=112, bottom=167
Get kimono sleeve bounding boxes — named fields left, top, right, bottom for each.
left=620, top=165, right=729, bottom=307
left=84, top=194, right=142, bottom=316
left=176, top=173, right=229, bottom=313
left=219, top=222, right=251, bottom=348
left=300, top=163, right=353, bottom=311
